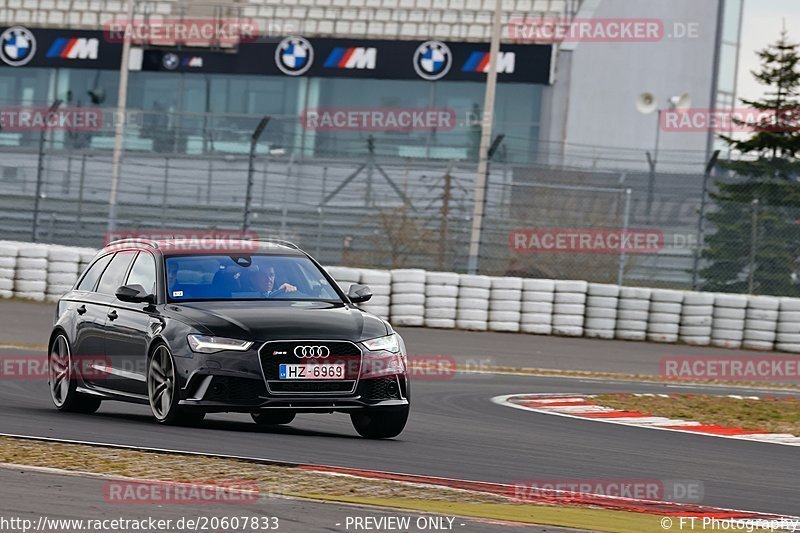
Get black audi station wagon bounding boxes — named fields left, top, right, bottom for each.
left=47, top=238, right=410, bottom=439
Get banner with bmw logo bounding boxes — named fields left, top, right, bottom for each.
left=1, top=27, right=553, bottom=84
left=0, top=26, right=119, bottom=68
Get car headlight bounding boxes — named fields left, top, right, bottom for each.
left=187, top=334, right=253, bottom=354
left=362, top=333, right=400, bottom=353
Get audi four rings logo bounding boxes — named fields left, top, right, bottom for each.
left=294, top=345, right=330, bottom=358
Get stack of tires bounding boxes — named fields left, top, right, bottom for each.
left=389, top=269, right=426, bottom=326
left=456, top=274, right=491, bottom=331
left=423, top=271, right=459, bottom=329
left=14, top=245, right=49, bottom=301
left=0, top=242, right=18, bottom=299
left=678, top=292, right=714, bottom=346
left=647, top=289, right=683, bottom=343
left=616, top=287, right=651, bottom=341
left=520, top=279, right=554, bottom=335
left=46, top=246, right=81, bottom=302
left=710, top=294, right=748, bottom=349
left=742, top=296, right=779, bottom=351
left=776, top=298, right=800, bottom=353
left=77, top=248, right=97, bottom=278
left=358, top=269, right=392, bottom=320
left=552, top=280, right=587, bottom=337
left=488, top=277, right=522, bottom=332
left=326, top=266, right=361, bottom=294
left=584, top=283, right=620, bottom=339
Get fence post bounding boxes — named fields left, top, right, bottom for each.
left=161, top=157, right=169, bottom=228
left=747, top=198, right=759, bottom=294
left=692, top=150, right=720, bottom=289
left=243, top=117, right=270, bottom=232
left=617, top=188, right=632, bottom=286
left=76, top=154, right=87, bottom=229
left=32, top=99, right=63, bottom=242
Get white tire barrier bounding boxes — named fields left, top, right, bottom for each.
left=424, top=271, right=458, bottom=328
left=616, top=287, right=651, bottom=341
left=680, top=291, right=714, bottom=347
left=488, top=277, right=522, bottom=332
left=390, top=269, right=425, bottom=326
left=584, top=283, right=619, bottom=339
left=359, top=268, right=392, bottom=319
left=0, top=244, right=19, bottom=299
left=776, top=298, right=800, bottom=352
left=456, top=275, right=491, bottom=331
left=552, top=280, right=587, bottom=336
left=14, top=245, right=49, bottom=300
left=711, top=293, right=747, bottom=349
left=520, top=279, right=554, bottom=335
left=646, top=289, right=683, bottom=343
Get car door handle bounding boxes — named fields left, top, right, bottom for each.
left=76, top=305, right=87, bottom=315
left=107, top=310, right=118, bottom=321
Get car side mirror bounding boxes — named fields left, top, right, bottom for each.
left=116, top=284, right=155, bottom=304
left=347, top=284, right=372, bottom=303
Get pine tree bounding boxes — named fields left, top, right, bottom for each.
left=700, top=31, right=800, bottom=295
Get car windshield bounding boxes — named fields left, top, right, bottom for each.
left=165, top=254, right=341, bottom=302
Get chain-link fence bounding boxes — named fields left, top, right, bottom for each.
left=3, top=106, right=789, bottom=292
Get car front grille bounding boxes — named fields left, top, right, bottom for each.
left=259, top=340, right=362, bottom=395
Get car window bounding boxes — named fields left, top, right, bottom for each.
left=126, top=252, right=157, bottom=295
left=96, top=252, right=135, bottom=296
left=76, top=254, right=113, bottom=292
left=164, top=254, right=340, bottom=301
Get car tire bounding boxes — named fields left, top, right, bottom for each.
left=147, top=343, right=201, bottom=425
left=350, top=406, right=409, bottom=439
left=48, top=333, right=102, bottom=414
left=251, top=411, right=296, bottom=425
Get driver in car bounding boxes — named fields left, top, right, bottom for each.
left=252, top=265, right=297, bottom=297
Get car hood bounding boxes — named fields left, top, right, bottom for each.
left=161, top=300, right=389, bottom=342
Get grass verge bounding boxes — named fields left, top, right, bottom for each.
left=0, top=435, right=760, bottom=533
left=593, top=394, right=800, bottom=435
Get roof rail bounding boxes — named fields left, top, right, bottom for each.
left=254, top=238, right=301, bottom=250
left=104, top=238, right=158, bottom=248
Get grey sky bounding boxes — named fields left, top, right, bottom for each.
left=737, top=0, right=800, bottom=101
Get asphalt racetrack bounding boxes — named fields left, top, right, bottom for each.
left=0, top=300, right=798, bottom=517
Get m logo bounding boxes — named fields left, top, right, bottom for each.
left=324, top=47, right=377, bottom=70
left=461, top=51, right=516, bottom=74
left=47, top=37, right=99, bottom=60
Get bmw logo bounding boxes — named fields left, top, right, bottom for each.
left=275, top=36, right=313, bottom=76
left=413, top=40, right=452, bottom=81
left=0, top=26, right=37, bottom=67
left=162, top=53, right=179, bottom=70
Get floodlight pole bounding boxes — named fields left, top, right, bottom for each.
left=107, top=0, right=136, bottom=233
left=467, top=0, right=502, bottom=275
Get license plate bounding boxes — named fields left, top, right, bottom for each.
left=279, top=363, right=345, bottom=380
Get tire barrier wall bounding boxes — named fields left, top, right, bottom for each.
left=2, top=240, right=799, bottom=353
